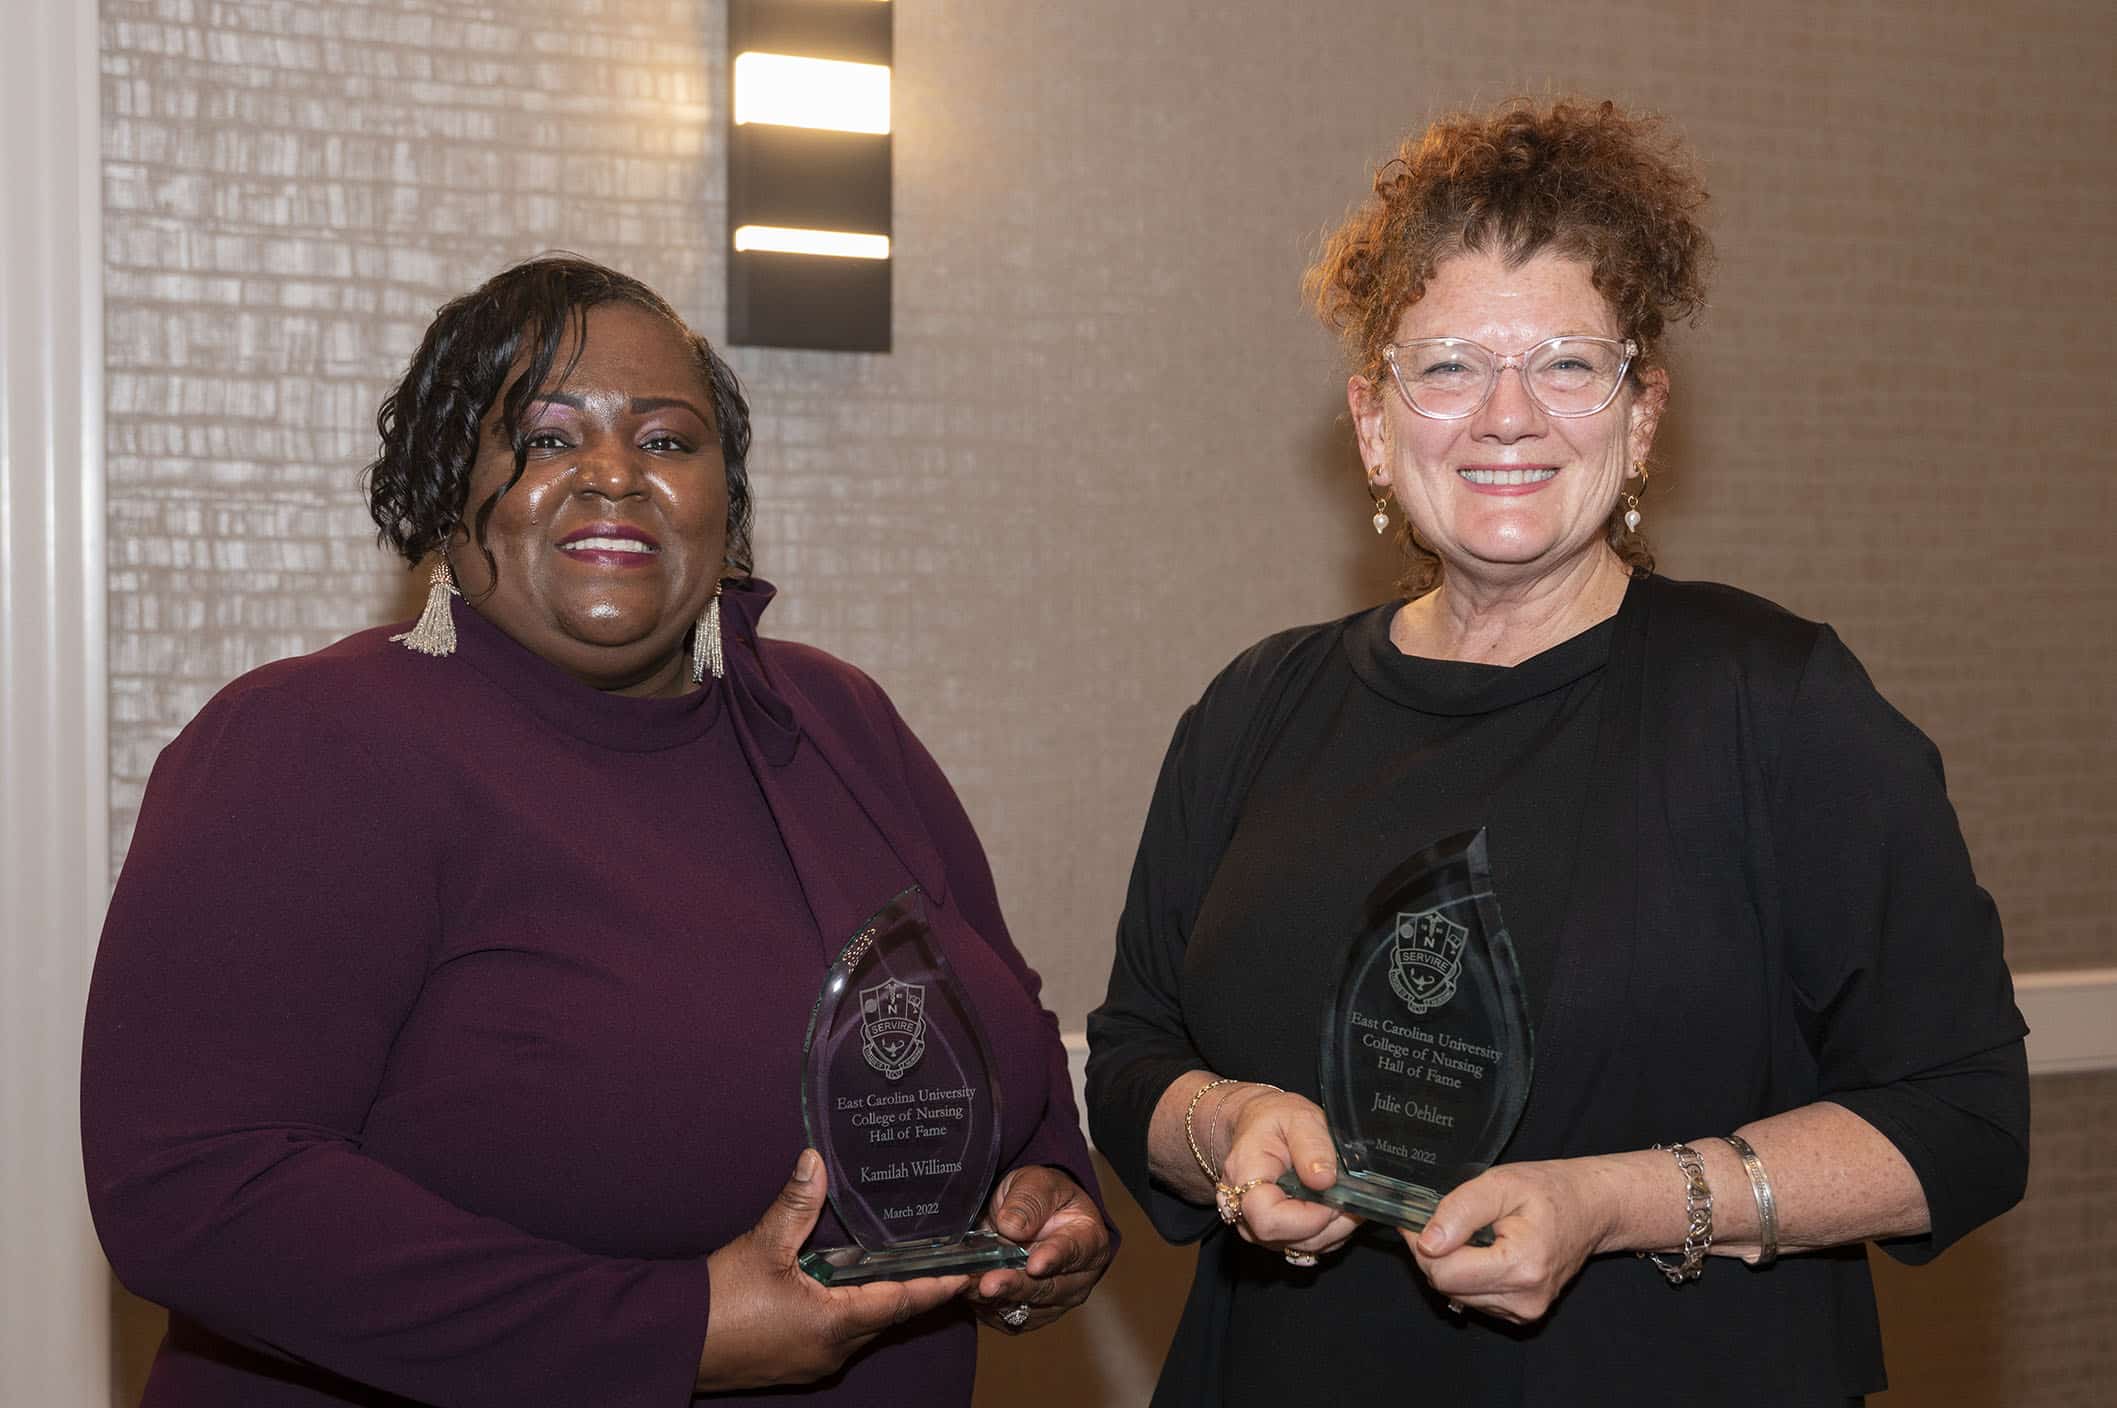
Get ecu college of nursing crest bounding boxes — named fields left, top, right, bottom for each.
left=1388, top=908, right=1468, bottom=1014
left=859, top=977, right=928, bottom=1081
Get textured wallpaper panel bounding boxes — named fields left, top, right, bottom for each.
left=103, top=0, right=2114, bottom=1008
left=102, top=0, right=719, bottom=869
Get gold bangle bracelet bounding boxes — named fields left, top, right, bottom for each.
left=1183, top=1077, right=1241, bottom=1184
left=1182, top=1076, right=1283, bottom=1191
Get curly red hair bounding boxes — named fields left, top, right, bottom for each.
left=1307, top=97, right=1712, bottom=382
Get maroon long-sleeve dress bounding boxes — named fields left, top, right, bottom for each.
left=83, top=578, right=1099, bottom=1407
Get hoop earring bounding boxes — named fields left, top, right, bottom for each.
left=391, top=558, right=460, bottom=657
left=689, top=582, right=725, bottom=684
left=1621, top=461, right=1649, bottom=533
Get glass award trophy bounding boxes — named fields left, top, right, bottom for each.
left=1277, top=828, right=1533, bottom=1237
left=798, top=886, right=1030, bottom=1285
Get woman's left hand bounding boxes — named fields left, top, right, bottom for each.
left=967, top=1166, right=1114, bottom=1333
left=1406, top=1158, right=1616, bottom=1325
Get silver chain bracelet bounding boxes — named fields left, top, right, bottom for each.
left=1641, top=1142, right=1713, bottom=1284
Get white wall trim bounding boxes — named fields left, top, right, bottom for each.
left=1056, top=967, right=2117, bottom=1139
left=0, top=2, right=111, bottom=1405
left=2015, top=968, right=2117, bottom=1077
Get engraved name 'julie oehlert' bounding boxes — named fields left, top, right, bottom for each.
left=1368, top=1090, right=1457, bottom=1128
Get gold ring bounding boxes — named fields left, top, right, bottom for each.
left=1283, top=1249, right=1319, bottom=1267
left=1215, top=1177, right=1267, bottom=1226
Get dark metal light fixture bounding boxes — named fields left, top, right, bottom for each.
left=727, top=0, right=893, bottom=351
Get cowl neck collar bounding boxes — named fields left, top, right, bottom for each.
left=448, top=577, right=800, bottom=759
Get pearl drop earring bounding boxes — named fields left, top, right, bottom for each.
left=1622, top=461, right=1649, bottom=533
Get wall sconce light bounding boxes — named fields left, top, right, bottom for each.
left=728, top=1, right=893, bottom=352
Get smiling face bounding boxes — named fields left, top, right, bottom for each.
left=1351, top=248, right=1666, bottom=595
left=452, top=300, right=729, bottom=697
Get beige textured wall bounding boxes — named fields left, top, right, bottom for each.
left=1866, top=1070, right=2117, bottom=1406
left=99, top=0, right=2113, bottom=1403
left=104, top=0, right=2116, bottom=1001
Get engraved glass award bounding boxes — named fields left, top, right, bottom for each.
left=1278, top=828, right=1533, bottom=1236
left=798, top=886, right=1030, bottom=1285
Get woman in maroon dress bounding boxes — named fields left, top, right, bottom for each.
left=84, top=256, right=1110, bottom=1406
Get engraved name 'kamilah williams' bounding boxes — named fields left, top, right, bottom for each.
left=858, top=1158, right=967, bottom=1185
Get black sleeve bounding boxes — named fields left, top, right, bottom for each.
left=1773, top=626, right=2031, bottom=1263
left=1085, top=705, right=1220, bottom=1244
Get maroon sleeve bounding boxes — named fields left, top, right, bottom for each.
left=81, top=682, right=711, bottom=1407
left=884, top=701, right=1111, bottom=1225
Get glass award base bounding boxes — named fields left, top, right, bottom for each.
left=1275, top=1172, right=1495, bottom=1246
left=799, top=1229, right=1028, bottom=1286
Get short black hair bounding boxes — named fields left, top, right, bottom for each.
left=364, top=255, right=754, bottom=581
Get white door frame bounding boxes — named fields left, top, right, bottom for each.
left=0, top=2, right=111, bottom=1405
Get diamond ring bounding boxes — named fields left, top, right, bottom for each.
left=1000, top=1304, right=1031, bottom=1329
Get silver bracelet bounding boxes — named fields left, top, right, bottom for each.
left=1717, top=1133, right=1778, bottom=1268
left=1641, top=1142, right=1713, bottom=1284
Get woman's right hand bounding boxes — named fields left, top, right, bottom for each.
left=1214, top=1087, right=1362, bottom=1260
left=695, top=1150, right=970, bottom=1393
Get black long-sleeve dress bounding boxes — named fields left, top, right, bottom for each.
left=1086, top=574, right=2028, bottom=1406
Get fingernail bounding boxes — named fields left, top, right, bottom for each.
left=795, top=1150, right=818, bottom=1182
left=1309, top=1161, right=1331, bottom=1179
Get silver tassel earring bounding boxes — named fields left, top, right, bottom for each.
left=1621, top=460, right=1649, bottom=533
left=689, top=582, right=725, bottom=684
left=391, top=560, right=460, bottom=657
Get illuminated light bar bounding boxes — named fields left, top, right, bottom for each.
left=733, top=52, right=891, bottom=135
left=728, top=1, right=892, bottom=350
left=732, top=225, right=890, bottom=260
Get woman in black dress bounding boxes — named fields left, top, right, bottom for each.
left=1085, top=98, right=2026, bottom=1406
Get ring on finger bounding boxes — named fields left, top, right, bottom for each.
left=1215, top=1178, right=1267, bottom=1226
left=1000, top=1304, right=1031, bottom=1330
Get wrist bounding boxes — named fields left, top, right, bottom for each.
left=1208, top=1082, right=1279, bottom=1170
left=1592, top=1149, right=1684, bottom=1257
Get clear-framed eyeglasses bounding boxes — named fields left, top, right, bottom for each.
left=1382, top=336, right=1638, bottom=420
